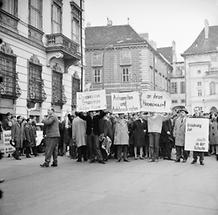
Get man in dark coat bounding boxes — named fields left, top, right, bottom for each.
left=79, top=110, right=105, bottom=164
left=11, top=116, right=23, bottom=160
left=99, top=111, right=113, bottom=161
left=40, top=108, right=60, bottom=167
left=160, top=116, right=175, bottom=160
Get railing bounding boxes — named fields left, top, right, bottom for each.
left=46, top=33, right=80, bottom=57
left=205, top=70, right=218, bottom=75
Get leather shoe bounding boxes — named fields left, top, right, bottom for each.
left=51, top=163, right=58, bottom=167
left=191, top=160, right=197, bottom=164
left=124, top=159, right=129, bottom=162
left=98, top=160, right=105, bottom=164
left=200, top=161, right=204, bottom=165
left=40, top=163, right=49, bottom=167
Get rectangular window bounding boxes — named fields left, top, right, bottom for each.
left=72, top=18, right=80, bottom=44
left=52, top=2, right=62, bottom=33
left=28, top=63, right=42, bottom=101
left=0, top=53, right=16, bottom=97
left=197, top=81, right=202, bottom=86
left=94, top=68, right=101, bottom=83
left=120, top=49, right=132, bottom=66
left=197, top=89, right=202, bottom=97
left=29, top=0, right=42, bottom=29
left=172, top=100, right=178, bottom=104
left=71, top=3, right=81, bottom=44
left=52, top=71, right=62, bottom=105
left=2, top=0, right=17, bottom=15
left=92, top=53, right=103, bottom=67
left=181, top=99, right=186, bottom=103
left=122, top=67, right=129, bottom=82
left=171, top=82, right=177, bottom=94
left=180, top=81, right=185, bottom=94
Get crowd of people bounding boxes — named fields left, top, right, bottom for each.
left=0, top=108, right=218, bottom=167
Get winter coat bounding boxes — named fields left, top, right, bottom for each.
left=114, top=118, right=129, bottom=145
left=79, top=111, right=106, bottom=136
left=23, top=124, right=36, bottom=147
left=72, top=116, right=86, bottom=148
left=209, top=119, right=218, bottom=146
left=160, top=119, right=174, bottom=145
left=11, top=122, right=22, bottom=148
left=173, top=116, right=186, bottom=147
left=42, top=113, right=60, bottom=138
left=132, top=119, right=146, bottom=147
left=99, top=116, right=113, bottom=141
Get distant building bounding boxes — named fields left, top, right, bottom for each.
left=85, top=24, right=172, bottom=109
left=0, top=0, right=84, bottom=120
left=182, top=20, right=218, bottom=114
left=157, top=43, right=186, bottom=110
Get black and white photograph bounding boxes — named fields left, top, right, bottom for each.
left=0, top=0, right=218, bottom=214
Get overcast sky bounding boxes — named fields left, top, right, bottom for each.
left=85, top=0, right=218, bottom=60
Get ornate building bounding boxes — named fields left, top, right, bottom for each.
left=157, top=43, right=186, bottom=110
left=182, top=20, right=218, bottom=114
left=85, top=23, right=172, bottom=109
left=0, top=0, right=84, bottom=120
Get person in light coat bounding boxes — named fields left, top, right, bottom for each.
left=173, top=109, right=189, bottom=162
left=113, top=114, right=129, bottom=162
left=72, top=112, right=87, bottom=162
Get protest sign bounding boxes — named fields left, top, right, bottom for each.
left=76, top=90, right=107, bottom=112
left=111, top=91, right=140, bottom=114
left=141, top=91, right=171, bottom=113
left=185, top=118, right=209, bottom=152
left=0, top=130, right=14, bottom=156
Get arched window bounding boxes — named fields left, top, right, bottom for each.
left=210, top=82, right=216, bottom=95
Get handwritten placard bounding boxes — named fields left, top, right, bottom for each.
left=141, top=91, right=172, bottom=113
left=76, top=90, right=107, bottom=112
left=185, top=118, right=209, bottom=152
left=111, top=92, right=140, bottom=114
left=0, top=130, right=15, bottom=156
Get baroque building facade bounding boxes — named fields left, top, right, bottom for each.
left=182, top=20, right=218, bottom=114
left=157, top=43, right=186, bottom=110
left=85, top=24, right=172, bottom=109
left=0, top=0, right=84, bottom=121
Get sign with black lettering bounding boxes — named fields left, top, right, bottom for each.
left=185, top=118, right=209, bottom=152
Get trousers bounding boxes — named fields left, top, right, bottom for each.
left=149, top=132, right=160, bottom=161
left=45, top=137, right=59, bottom=164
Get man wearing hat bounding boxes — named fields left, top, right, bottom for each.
left=173, top=108, right=189, bottom=162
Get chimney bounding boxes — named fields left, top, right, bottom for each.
left=86, top=22, right=91, bottom=27
left=172, top=40, right=177, bottom=63
left=204, top=19, right=209, bottom=39
left=140, top=33, right=149, bottom=41
left=107, top=18, right=112, bottom=26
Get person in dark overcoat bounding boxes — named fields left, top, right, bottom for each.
left=11, top=116, right=23, bottom=160
left=99, top=111, right=113, bottom=161
left=78, top=110, right=106, bottom=164
left=132, top=114, right=146, bottom=159
left=160, top=116, right=175, bottom=160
